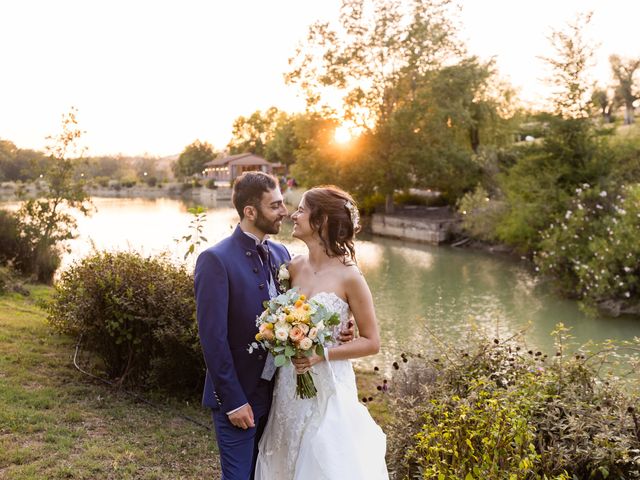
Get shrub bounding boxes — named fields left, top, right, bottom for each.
left=457, top=185, right=507, bottom=242
left=0, top=209, right=20, bottom=264
left=47, top=251, right=203, bottom=392
left=535, top=183, right=640, bottom=316
left=205, top=178, right=218, bottom=190
left=0, top=208, right=61, bottom=283
left=386, top=326, right=640, bottom=479
left=144, top=175, right=158, bottom=187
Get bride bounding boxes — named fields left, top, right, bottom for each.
left=255, top=186, right=388, bottom=479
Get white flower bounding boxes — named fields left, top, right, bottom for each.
left=308, top=327, right=318, bottom=340
left=625, top=292, right=631, bottom=298
left=278, top=264, right=290, bottom=280
left=599, top=190, right=607, bottom=197
left=298, top=337, right=313, bottom=350
left=275, top=329, right=289, bottom=341
left=315, top=321, right=325, bottom=332
left=275, top=321, right=291, bottom=332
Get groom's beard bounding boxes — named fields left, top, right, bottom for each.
left=255, top=208, right=283, bottom=235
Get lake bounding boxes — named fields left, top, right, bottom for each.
left=4, top=196, right=639, bottom=368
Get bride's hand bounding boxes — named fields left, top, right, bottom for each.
left=292, top=352, right=324, bottom=374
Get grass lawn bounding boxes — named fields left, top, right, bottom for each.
left=0, top=286, right=219, bottom=480
left=0, top=285, right=391, bottom=479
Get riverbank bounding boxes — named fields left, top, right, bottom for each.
left=0, top=286, right=389, bottom=479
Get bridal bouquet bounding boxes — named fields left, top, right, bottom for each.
left=249, top=288, right=340, bottom=398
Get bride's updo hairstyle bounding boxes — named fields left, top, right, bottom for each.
left=302, top=185, right=361, bottom=264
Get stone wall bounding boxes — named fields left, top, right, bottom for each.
left=371, top=213, right=459, bottom=244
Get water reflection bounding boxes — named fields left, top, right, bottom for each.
left=2, top=197, right=638, bottom=367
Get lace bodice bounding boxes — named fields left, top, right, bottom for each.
left=308, top=292, right=351, bottom=342
left=256, top=291, right=388, bottom=479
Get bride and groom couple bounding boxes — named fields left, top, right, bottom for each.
left=194, top=171, right=388, bottom=479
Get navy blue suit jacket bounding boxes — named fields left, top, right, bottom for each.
left=194, top=225, right=291, bottom=412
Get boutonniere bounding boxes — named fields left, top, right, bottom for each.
left=277, top=263, right=291, bottom=292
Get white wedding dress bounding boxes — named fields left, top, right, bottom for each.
left=255, top=292, right=389, bottom=480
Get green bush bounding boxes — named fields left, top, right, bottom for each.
left=386, top=326, right=640, bottom=479
left=0, top=209, right=20, bottom=265
left=0, top=208, right=61, bottom=283
left=47, top=251, right=203, bottom=392
left=535, top=183, right=640, bottom=316
left=205, top=178, right=218, bottom=190
left=457, top=185, right=506, bottom=242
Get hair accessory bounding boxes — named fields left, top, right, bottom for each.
left=344, top=200, right=360, bottom=231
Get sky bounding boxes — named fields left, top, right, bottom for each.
left=1, top=0, right=638, bottom=157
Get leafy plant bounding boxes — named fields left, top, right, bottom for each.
left=535, top=183, right=640, bottom=316
left=47, top=251, right=203, bottom=392
left=386, top=325, right=640, bottom=479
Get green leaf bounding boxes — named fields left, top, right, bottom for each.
left=274, top=354, right=286, bottom=367
left=284, top=345, right=295, bottom=357
left=315, top=344, right=324, bottom=356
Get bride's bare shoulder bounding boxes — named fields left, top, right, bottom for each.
left=287, top=254, right=307, bottom=273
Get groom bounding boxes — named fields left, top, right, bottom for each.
left=194, top=171, right=290, bottom=479
left=195, top=172, right=355, bottom=478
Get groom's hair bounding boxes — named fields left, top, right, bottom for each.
left=232, top=171, right=278, bottom=219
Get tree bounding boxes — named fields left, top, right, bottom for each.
left=540, top=12, right=596, bottom=119
left=227, top=107, right=282, bottom=157
left=591, top=86, right=614, bottom=123
left=287, top=0, right=466, bottom=212
left=497, top=14, right=612, bottom=252
left=264, top=113, right=300, bottom=171
left=610, top=54, right=640, bottom=125
left=15, top=108, right=92, bottom=282
left=172, top=140, right=216, bottom=179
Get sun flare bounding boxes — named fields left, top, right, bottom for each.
left=334, top=125, right=352, bottom=144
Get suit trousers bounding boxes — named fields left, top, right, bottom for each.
left=211, top=379, right=272, bottom=480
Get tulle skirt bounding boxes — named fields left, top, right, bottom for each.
left=255, top=359, right=388, bottom=480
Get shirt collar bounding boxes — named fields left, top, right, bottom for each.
left=243, top=230, right=268, bottom=246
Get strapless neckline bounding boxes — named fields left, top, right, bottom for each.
left=308, top=291, right=348, bottom=308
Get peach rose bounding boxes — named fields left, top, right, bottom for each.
left=298, top=337, right=313, bottom=350
left=259, top=323, right=275, bottom=341
left=289, top=325, right=304, bottom=342
left=298, top=323, right=310, bottom=334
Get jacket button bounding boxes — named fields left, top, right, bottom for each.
left=245, top=251, right=252, bottom=257
left=259, top=283, right=265, bottom=290
left=253, top=267, right=259, bottom=273
left=257, top=354, right=264, bottom=360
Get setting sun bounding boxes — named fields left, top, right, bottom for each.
left=334, top=125, right=352, bottom=144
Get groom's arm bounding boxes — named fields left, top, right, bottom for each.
left=195, top=250, right=248, bottom=414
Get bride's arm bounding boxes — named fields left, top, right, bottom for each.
left=292, top=269, right=380, bottom=372
left=325, top=269, right=380, bottom=361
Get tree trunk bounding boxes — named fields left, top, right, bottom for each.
left=625, top=103, right=635, bottom=125
left=385, top=193, right=394, bottom=214
left=469, top=126, right=480, bottom=154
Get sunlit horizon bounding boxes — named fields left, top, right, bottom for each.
left=1, top=0, right=638, bottom=157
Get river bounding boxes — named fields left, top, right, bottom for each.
left=4, top=196, right=639, bottom=368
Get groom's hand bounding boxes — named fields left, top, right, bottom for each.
left=338, top=320, right=355, bottom=343
left=228, top=404, right=255, bottom=430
